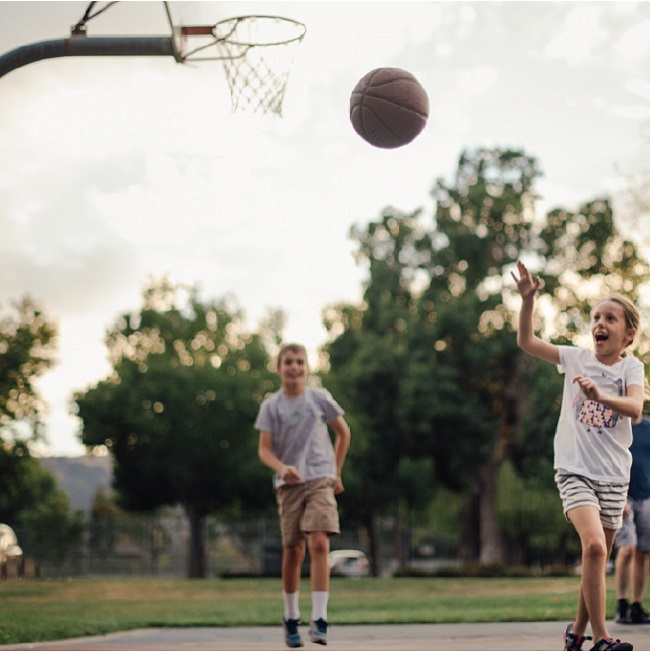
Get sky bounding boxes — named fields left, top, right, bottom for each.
left=1, top=1, right=650, bottom=457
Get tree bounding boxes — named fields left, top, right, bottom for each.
left=0, top=296, right=57, bottom=441
left=0, top=441, right=83, bottom=565
left=325, top=147, right=650, bottom=567
left=74, top=278, right=278, bottom=577
left=0, top=297, right=77, bottom=569
left=323, top=207, right=433, bottom=575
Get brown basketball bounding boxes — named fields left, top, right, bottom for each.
left=350, top=68, right=429, bottom=149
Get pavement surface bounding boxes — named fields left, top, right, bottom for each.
left=4, top=621, right=650, bottom=652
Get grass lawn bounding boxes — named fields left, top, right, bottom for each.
left=0, top=575, right=606, bottom=645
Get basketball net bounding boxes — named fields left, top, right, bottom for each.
left=178, top=16, right=306, bottom=117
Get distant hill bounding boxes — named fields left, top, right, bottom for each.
left=40, top=456, right=113, bottom=513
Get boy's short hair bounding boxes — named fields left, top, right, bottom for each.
left=277, top=343, right=308, bottom=368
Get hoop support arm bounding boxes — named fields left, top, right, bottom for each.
left=0, top=36, right=176, bottom=79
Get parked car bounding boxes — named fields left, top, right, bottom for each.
left=328, top=549, right=369, bottom=577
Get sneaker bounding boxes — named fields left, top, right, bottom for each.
left=283, top=618, right=303, bottom=648
left=564, top=623, right=593, bottom=651
left=590, top=638, right=633, bottom=651
left=616, top=599, right=631, bottom=624
left=630, top=602, right=650, bottom=624
left=309, top=618, right=328, bottom=646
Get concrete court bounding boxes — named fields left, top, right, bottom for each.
left=4, top=622, right=650, bottom=652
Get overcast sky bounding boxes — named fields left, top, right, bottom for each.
left=1, top=1, right=650, bottom=457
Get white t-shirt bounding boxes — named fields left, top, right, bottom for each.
left=255, top=387, right=344, bottom=488
left=554, top=345, right=645, bottom=483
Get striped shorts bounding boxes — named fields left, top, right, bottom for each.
left=555, top=470, right=629, bottom=530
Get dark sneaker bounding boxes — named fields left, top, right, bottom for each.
left=309, top=618, right=328, bottom=645
left=616, top=599, right=631, bottom=624
left=590, top=638, right=633, bottom=651
left=630, top=602, right=650, bottom=624
left=564, top=623, right=593, bottom=651
left=283, top=618, right=303, bottom=648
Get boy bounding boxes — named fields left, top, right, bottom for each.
left=614, top=415, right=650, bottom=625
left=256, top=343, right=351, bottom=648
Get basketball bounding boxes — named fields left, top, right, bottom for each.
left=349, top=67, right=429, bottom=149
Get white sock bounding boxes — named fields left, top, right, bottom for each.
left=283, top=591, right=300, bottom=620
left=311, top=591, right=329, bottom=621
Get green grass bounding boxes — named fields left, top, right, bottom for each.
left=0, top=575, right=610, bottom=645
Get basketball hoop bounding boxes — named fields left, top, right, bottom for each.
left=177, top=16, right=306, bottom=116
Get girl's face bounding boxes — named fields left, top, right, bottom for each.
left=278, top=349, right=307, bottom=393
left=591, top=299, right=635, bottom=361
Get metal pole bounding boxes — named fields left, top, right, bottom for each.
left=0, top=36, right=176, bottom=79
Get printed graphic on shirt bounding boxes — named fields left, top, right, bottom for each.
left=574, top=376, right=623, bottom=433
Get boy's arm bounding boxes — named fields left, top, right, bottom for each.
left=329, top=416, right=351, bottom=495
left=258, top=431, right=301, bottom=484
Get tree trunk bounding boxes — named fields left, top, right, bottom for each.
left=364, top=509, right=381, bottom=577
left=478, top=456, right=504, bottom=565
left=396, top=497, right=409, bottom=572
left=185, top=504, right=206, bottom=578
left=458, top=490, right=480, bottom=561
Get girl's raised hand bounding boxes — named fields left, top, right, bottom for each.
left=511, top=261, right=542, bottom=299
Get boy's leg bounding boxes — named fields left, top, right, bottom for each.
left=615, top=545, right=634, bottom=622
left=283, top=540, right=306, bottom=595
left=629, top=551, right=650, bottom=623
left=277, top=485, right=307, bottom=648
left=307, top=531, right=331, bottom=646
left=282, top=540, right=305, bottom=618
left=308, top=531, right=331, bottom=593
left=631, top=550, right=649, bottom=604
left=281, top=542, right=306, bottom=648
left=569, top=505, right=616, bottom=643
left=302, top=478, right=339, bottom=646
left=616, top=545, right=634, bottom=599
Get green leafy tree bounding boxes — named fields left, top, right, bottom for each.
left=74, top=278, right=278, bottom=577
left=323, top=207, right=431, bottom=575
left=0, top=297, right=78, bottom=568
left=0, top=442, right=82, bottom=564
left=326, top=147, right=650, bottom=567
left=0, top=296, right=57, bottom=441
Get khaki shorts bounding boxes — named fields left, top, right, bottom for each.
left=276, top=477, right=340, bottom=546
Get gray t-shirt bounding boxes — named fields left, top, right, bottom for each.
left=255, top=387, right=344, bottom=488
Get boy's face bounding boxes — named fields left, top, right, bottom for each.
left=278, top=349, right=307, bottom=392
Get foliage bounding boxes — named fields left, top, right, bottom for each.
left=0, top=442, right=82, bottom=563
left=0, top=296, right=57, bottom=441
left=0, top=297, right=80, bottom=564
left=323, top=146, right=650, bottom=567
left=74, top=278, right=279, bottom=577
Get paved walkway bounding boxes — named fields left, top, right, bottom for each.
left=5, top=622, right=650, bottom=651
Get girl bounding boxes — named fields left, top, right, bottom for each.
left=513, top=261, right=644, bottom=652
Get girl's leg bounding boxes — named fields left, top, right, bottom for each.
left=569, top=505, right=616, bottom=643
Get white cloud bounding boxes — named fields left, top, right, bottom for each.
left=2, top=1, right=650, bottom=456
left=456, top=66, right=499, bottom=99
left=543, top=5, right=608, bottom=66
left=614, top=19, right=650, bottom=66
left=624, top=78, right=650, bottom=103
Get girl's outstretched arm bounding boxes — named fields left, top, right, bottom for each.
left=512, top=261, right=560, bottom=365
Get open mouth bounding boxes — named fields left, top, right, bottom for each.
left=594, top=332, right=608, bottom=343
